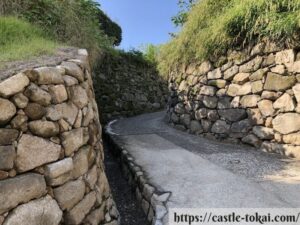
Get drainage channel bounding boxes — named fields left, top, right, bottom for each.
left=104, top=140, right=150, bottom=225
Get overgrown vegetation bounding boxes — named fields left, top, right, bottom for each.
left=0, top=17, right=56, bottom=63
left=0, top=0, right=122, bottom=63
left=159, top=0, right=300, bottom=75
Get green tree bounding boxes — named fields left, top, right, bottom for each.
left=172, top=0, right=196, bottom=27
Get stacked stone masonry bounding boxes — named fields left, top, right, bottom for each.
left=94, top=52, right=168, bottom=122
left=0, top=49, right=119, bottom=225
left=106, top=134, right=170, bottom=225
left=168, top=43, right=300, bottom=159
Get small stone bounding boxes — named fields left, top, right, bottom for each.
left=258, top=100, right=275, bottom=117
left=265, top=117, right=273, bottom=128
left=0, top=170, right=8, bottom=180
left=2, top=195, right=62, bottom=225
left=68, top=85, right=89, bottom=109
left=217, top=97, right=232, bottom=109
left=24, top=103, right=46, bottom=120
left=261, top=91, right=280, bottom=100
left=262, top=53, right=275, bottom=67
left=32, top=67, right=64, bottom=85
left=61, top=62, right=84, bottom=82
left=211, top=120, right=230, bottom=134
left=0, top=98, right=16, bottom=125
left=84, top=165, right=98, bottom=189
left=180, top=114, right=191, bottom=127
left=0, top=146, right=16, bottom=170
left=218, top=109, right=247, bottom=122
left=61, top=128, right=89, bottom=156
left=72, top=146, right=89, bottom=179
left=16, top=134, right=61, bottom=172
left=202, top=96, right=218, bottom=109
left=82, top=103, right=94, bottom=127
left=63, top=75, right=79, bottom=86
left=231, top=119, right=252, bottom=133
left=195, top=61, right=212, bottom=75
left=207, top=68, right=222, bottom=80
left=190, top=120, right=203, bottom=134
left=65, top=191, right=97, bottom=225
left=238, top=82, right=252, bottom=96
left=53, top=179, right=85, bottom=211
left=0, top=73, right=29, bottom=98
left=239, top=56, right=263, bottom=73
left=283, top=133, right=300, bottom=145
left=292, top=83, right=300, bottom=103
left=49, top=85, right=68, bottom=104
left=231, top=96, right=240, bottom=108
left=207, top=110, right=219, bottom=121
left=24, top=83, right=52, bottom=106
left=195, top=108, right=207, bottom=120
left=74, top=110, right=83, bottom=128
left=273, top=93, right=295, bottom=112
left=253, top=126, right=274, bottom=140
left=0, top=173, right=46, bottom=214
left=275, top=49, right=295, bottom=64
left=271, top=65, right=286, bottom=74
left=249, top=68, right=267, bottom=81
left=242, top=134, right=261, bottom=148
left=264, top=72, right=296, bottom=91
left=12, top=93, right=28, bottom=109
left=251, top=81, right=263, bottom=94
left=200, top=86, right=216, bottom=96
left=0, top=129, right=19, bottom=145
left=224, top=65, right=239, bottom=80
left=247, top=108, right=264, bottom=125
left=46, top=102, right=78, bottom=125
left=273, top=113, right=300, bottom=134
left=28, top=120, right=59, bottom=138
left=207, top=79, right=227, bottom=88
left=233, top=73, right=250, bottom=84
left=10, top=114, right=28, bottom=131
left=227, top=84, right=240, bottom=97
left=240, top=95, right=260, bottom=108
left=84, top=205, right=105, bottom=225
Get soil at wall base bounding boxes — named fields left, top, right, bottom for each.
left=104, top=141, right=150, bottom=225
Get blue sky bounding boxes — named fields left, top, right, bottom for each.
left=97, top=0, right=179, bottom=50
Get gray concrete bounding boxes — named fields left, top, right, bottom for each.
left=107, top=111, right=300, bottom=220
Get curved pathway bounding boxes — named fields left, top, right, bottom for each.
left=106, top=111, right=300, bottom=224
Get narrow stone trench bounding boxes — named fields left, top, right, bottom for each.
left=103, top=141, right=150, bottom=225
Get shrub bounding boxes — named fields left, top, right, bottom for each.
left=159, top=0, right=300, bottom=75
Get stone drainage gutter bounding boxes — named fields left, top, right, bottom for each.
left=104, top=121, right=171, bottom=225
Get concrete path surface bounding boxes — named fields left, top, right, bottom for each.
left=106, top=111, right=300, bottom=224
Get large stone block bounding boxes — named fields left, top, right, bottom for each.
left=28, top=120, right=60, bottom=138
left=0, top=73, right=29, bottom=98
left=199, top=86, right=216, bottom=96
left=230, top=119, right=252, bottom=133
left=275, top=49, right=295, bottom=64
left=207, top=68, right=222, bottom=80
left=16, top=134, right=61, bottom=172
left=211, top=120, right=230, bottom=134
left=273, top=93, right=295, bottom=112
left=24, top=83, right=52, bottom=106
left=61, top=128, right=89, bottom=156
left=240, top=95, right=260, bottom=108
left=61, top=62, right=84, bottom=82
left=12, top=93, right=29, bottom=109
left=0, top=173, right=46, bottom=214
left=239, top=56, right=263, bottom=73
left=224, top=65, right=239, bottom=80
left=49, top=85, right=68, bottom=104
left=264, top=72, right=296, bottom=91
left=68, top=85, right=89, bottom=109
left=46, top=102, right=78, bottom=126
left=292, top=83, right=300, bottom=103
left=72, top=146, right=90, bottom=179
left=273, top=113, right=300, bottom=134
left=0, top=98, right=16, bottom=125
left=53, top=179, right=85, bottom=211
left=3, top=195, right=62, bottom=225
left=218, top=109, right=247, bottom=122
left=202, top=96, right=218, bottom=109
left=64, top=191, right=97, bottom=225
left=32, top=67, right=64, bottom=85
left=0, top=146, right=15, bottom=170
left=258, top=100, right=275, bottom=117
left=253, top=126, right=274, bottom=140
left=283, top=133, right=300, bottom=145
left=0, top=129, right=19, bottom=145
left=24, top=103, right=46, bottom=120
left=44, top=158, right=73, bottom=186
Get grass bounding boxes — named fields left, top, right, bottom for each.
left=0, top=17, right=57, bottom=64
left=159, top=0, right=300, bottom=75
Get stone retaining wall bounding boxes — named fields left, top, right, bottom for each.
left=93, top=52, right=168, bottom=122
left=168, top=43, right=300, bottom=159
left=105, top=133, right=170, bottom=225
left=0, top=49, right=119, bottom=225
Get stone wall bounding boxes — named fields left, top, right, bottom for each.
left=94, top=51, right=168, bottom=122
left=0, top=49, right=119, bottom=225
left=168, top=43, right=300, bottom=159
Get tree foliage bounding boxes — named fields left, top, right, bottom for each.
left=172, top=0, right=196, bottom=27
